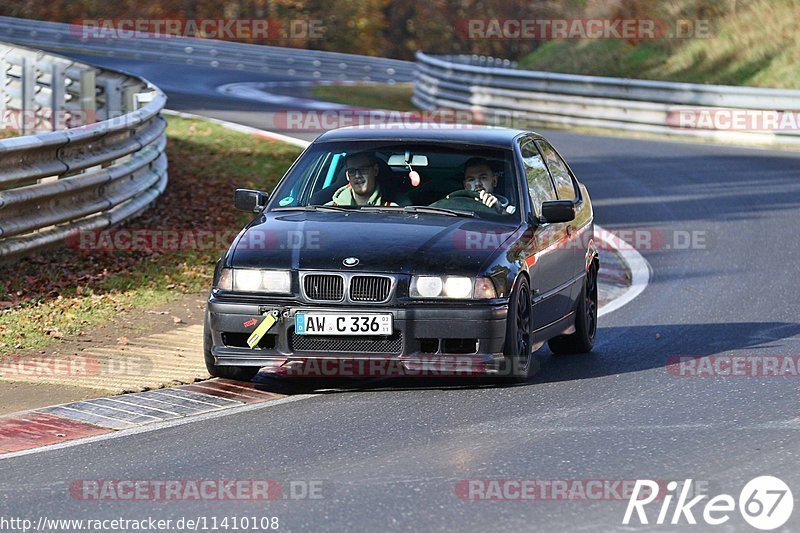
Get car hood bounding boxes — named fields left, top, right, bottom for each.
left=230, top=211, right=520, bottom=276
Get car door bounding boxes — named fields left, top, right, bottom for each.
left=536, top=140, right=586, bottom=305
left=516, top=136, right=572, bottom=331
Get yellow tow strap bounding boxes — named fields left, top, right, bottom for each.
left=246, top=313, right=278, bottom=349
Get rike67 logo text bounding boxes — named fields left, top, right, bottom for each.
left=623, top=476, right=793, bottom=530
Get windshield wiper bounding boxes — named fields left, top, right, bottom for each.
left=273, top=205, right=354, bottom=212
left=277, top=205, right=474, bottom=217
left=361, top=205, right=475, bottom=217
left=402, top=206, right=475, bottom=217
left=359, top=206, right=406, bottom=213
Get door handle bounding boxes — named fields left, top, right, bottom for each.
left=566, top=225, right=573, bottom=237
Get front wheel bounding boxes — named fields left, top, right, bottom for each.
left=499, top=276, right=533, bottom=382
left=204, top=311, right=260, bottom=381
left=548, top=262, right=598, bottom=355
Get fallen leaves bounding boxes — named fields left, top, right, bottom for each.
left=45, top=328, right=64, bottom=339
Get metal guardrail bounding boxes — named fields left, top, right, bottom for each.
left=0, top=42, right=167, bottom=262
left=413, top=52, right=800, bottom=145
left=0, top=16, right=415, bottom=83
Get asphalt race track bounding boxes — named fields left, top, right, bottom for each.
left=2, top=55, right=800, bottom=531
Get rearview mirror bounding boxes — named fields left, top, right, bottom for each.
left=540, top=200, right=575, bottom=224
left=234, top=189, right=269, bottom=213
left=387, top=154, right=429, bottom=167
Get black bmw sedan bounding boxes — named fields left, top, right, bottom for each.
left=204, top=125, right=598, bottom=382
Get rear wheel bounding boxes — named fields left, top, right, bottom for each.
left=548, top=262, right=597, bottom=355
left=499, top=276, right=533, bottom=382
left=204, top=311, right=260, bottom=381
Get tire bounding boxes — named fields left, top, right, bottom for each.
left=548, top=261, right=598, bottom=355
left=498, top=276, right=533, bottom=382
left=204, top=311, right=260, bottom=382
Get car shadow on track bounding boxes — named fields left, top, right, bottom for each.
left=250, top=370, right=504, bottom=394
left=531, top=321, right=800, bottom=385
left=245, top=322, right=800, bottom=394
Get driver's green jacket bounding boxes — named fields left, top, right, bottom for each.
left=326, top=184, right=398, bottom=206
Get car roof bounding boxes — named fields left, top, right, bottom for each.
left=313, top=124, right=541, bottom=147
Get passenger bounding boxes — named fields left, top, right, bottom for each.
left=326, top=153, right=398, bottom=207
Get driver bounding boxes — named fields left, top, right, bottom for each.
left=460, top=157, right=514, bottom=213
left=326, top=153, right=397, bottom=207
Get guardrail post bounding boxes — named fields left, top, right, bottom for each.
left=50, top=61, right=66, bottom=131
left=103, top=77, right=123, bottom=122
left=79, top=68, right=96, bottom=125
left=20, top=56, right=36, bottom=134
left=123, top=84, right=140, bottom=113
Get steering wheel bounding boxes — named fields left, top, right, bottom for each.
left=445, top=189, right=509, bottom=213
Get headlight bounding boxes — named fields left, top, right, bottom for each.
left=235, top=269, right=263, bottom=291
left=216, top=268, right=291, bottom=294
left=410, top=276, right=497, bottom=299
left=412, top=276, right=443, bottom=298
left=443, top=277, right=472, bottom=298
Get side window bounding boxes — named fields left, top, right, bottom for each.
left=537, top=141, right=576, bottom=201
left=519, top=139, right=556, bottom=215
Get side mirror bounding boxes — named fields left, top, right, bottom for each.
left=539, top=200, right=575, bottom=224
left=234, top=189, right=269, bottom=213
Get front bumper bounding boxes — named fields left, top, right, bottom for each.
left=206, top=295, right=509, bottom=375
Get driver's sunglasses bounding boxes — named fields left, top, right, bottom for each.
left=346, top=166, right=373, bottom=178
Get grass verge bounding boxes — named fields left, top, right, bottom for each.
left=519, top=0, right=800, bottom=89
left=310, top=82, right=418, bottom=111
left=0, top=116, right=302, bottom=355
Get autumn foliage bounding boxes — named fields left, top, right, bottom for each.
left=0, top=0, right=603, bottom=60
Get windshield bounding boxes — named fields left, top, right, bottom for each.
left=267, top=141, right=522, bottom=221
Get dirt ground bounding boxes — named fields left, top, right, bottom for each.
left=0, top=291, right=208, bottom=415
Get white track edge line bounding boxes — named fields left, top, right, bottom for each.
left=595, top=226, right=651, bottom=317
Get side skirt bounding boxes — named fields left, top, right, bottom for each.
left=532, top=312, right=576, bottom=344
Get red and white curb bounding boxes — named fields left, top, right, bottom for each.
left=0, top=379, right=286, bottom=456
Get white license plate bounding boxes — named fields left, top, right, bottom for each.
left=295, top=313, right=393, bottom=335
